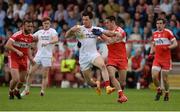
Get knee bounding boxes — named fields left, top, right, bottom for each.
left=12, top=78, right=20, bottom=82
left=152, top=74, right=158, bottom=80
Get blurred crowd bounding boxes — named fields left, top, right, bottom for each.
left=0, top=0, right=180, bottom=89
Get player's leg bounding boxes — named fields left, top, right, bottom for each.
left=14, top=70, right=27, bottom=99
left=161, top=70, right=169, bottom=101
left=152, top=66, right=162, bottom=101
left=117, top=70, right=128, bottom=103
left=92, top=56, right=115, bottom=94
left=21, top=64, right=39, bottom=96
left=82, top=68, right=97, bottom=87
left=91, top=67, right=102, bottom=95
left=118, top=70, right=127, bottom=90
left=9, top=68, right=20, bottom=99
left=39, top=57, right=52, bottom=96
left=40, top=66, right=50, bottom=96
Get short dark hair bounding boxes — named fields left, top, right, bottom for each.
left=106, top=16, right=116, bottom=22
left=82, top=11, right=93, bottom=19
left=42, top=16, right=51, bottom=22
left=23, top=19, right=33, bottom=25
left=156, top=18, right=166, bottom=24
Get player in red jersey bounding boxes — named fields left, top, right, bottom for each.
left=94, top=16, right=128, bottom=103
left=5, top=19, right=34, bottom=100
left=150, top=18, right=177, bottom=101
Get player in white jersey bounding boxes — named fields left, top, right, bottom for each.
left=65, top=11, right=120, bottom=95
left=21, top=17, right=59, bottom=96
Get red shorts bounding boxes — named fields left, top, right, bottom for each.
left=9, top=56, right=28, bottom=71
left=107, top=58, right=128, bottom=70
left=152, top=59, right=172, bottom=71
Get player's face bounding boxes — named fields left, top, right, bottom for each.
left=43, top=20, right=51, bottom=30
left=106, top=20, right=112, bottom=30
left=105, top=20, right=114, bottom=30
left=156, top=20, right=165, bottom=31
left=24, top=22, right=33, bottom=34
left=82, top=16, right=91, bottom=28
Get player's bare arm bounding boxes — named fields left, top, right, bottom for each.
left=102, top=33, right=122, bottom=44
left=150, top=42, right=155, bottom=54
left=168, top=38, right=178, bottom=49
left=103, top=30, right=122, bottom=39
left=42, top=35, right=59, bottom=47
left=5, top=39, right=23, bottom=57
left=65, top=25, right=80, bottom=38
left=28, top=47, right=35, bottom=65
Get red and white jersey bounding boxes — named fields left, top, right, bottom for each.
left=9, top=31, right=33, bottom=58
left=152, top=28, right=175, bottom=61
left=107, top=27, right=127, bottom=60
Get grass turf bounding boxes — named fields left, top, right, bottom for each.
left=0, top=87, right=180, bottom=111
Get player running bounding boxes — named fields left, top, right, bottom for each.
left=5, top=19, right=34, bottom=100
left=65, top=11, right=116, bottom=95
left=21, top=17, right=59, bottom=96
left=149, top=18, right=177, bottom=101
left=92, top=16, right=128, bottom=103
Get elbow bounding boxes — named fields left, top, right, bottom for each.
left=175, top=42, right=178, bottom=48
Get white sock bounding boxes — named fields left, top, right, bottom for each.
left=25, top=83, right=30, bottom=91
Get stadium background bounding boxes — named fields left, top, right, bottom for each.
left=0, top=0, right=180, bottom=111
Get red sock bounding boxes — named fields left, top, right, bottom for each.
left=157, top=87, right=161, bottom=93
left=104, top=81, right=110, bottom=87
left=118, top=90, right=123, bottom=97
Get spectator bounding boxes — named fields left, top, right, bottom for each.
left=0, top=3, right=6, bottom=36
left=54, top=4, right=68, bottom=22
left=66, top=9, right=79, bottom=28
left=168, top=20, right=180, bottom=40
left=160, top=0, right=172, bottom=15
left=127, top=48, right=145, bottom=89
left=104, top=0, right=119, bottom=16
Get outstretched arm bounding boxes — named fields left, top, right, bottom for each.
left=65, top=25, right=80, bottom=38
left=92, top=28, right=123, bottom=43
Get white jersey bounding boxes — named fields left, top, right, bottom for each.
left=33, top=28, right=58, bottom=58
left=75, top=25, right=104, bottom=70
left=75, top=25, right=104, bottom=59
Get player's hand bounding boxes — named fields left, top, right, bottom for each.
left=162, top=46, right=169, bottom=51
left=92, top=29, right=103, bottom=36
left=16, top=50, right=23, bottom=57
left=147, top=54, right=154, bottom=61
left=30, top=59, right=36, bottom=65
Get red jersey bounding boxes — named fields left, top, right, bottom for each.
left=152, top=28, right=175, bottom=61
left=107, top=27, right=127, bottom=60
left=9, top=31, right=33, bottom=59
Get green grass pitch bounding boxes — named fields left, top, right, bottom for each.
left=0, top=87, right=180, bottom=111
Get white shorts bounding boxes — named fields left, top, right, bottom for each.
left=34, top=56, right=52, bottom=67
left=79, top=53, right=100, bottom=71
